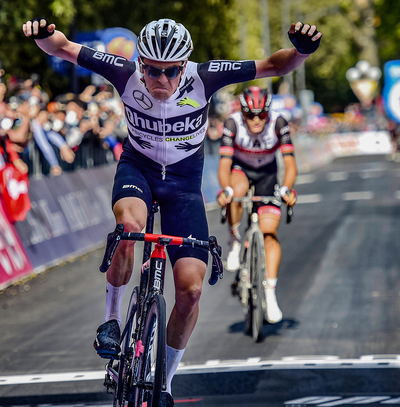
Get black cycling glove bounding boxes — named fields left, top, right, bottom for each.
left=288, top=23, right=321, bottom=54
left=29, top=18, right=54, bottom=40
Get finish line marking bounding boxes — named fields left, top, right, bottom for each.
left=285, top=396, right=400, bottom=406
left=0, top=355, right=399, bottom=386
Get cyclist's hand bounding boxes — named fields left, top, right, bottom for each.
left=23, top=18, right=55, bottom=39
left=217, top=187, right=233, bottom=207
left=288, top=22, right=321, bottom=54
left=282, top=189, right=297, bottom=207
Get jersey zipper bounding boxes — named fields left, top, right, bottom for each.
left=161, top=101, right=167, bottom=180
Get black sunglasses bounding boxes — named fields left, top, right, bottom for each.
left=142, top=63, right=184, bottom=80
left=243, top=111, right=269, bottom=121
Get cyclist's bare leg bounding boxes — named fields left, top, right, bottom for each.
left=259, top=212, right=283, bottom=323
left=94, top=197, right=148, bottom=356
left=226, top=171, right=248, bottom=270
left=165, top=257, right=207, bottom=393
left=259, top=213, right=281, bottom=280
left=104, top=197, right=147, bottom=324
left=228, top=170, right=248, bottom=230
left=107, top=197, right=147, bottom=286
left=167, top=257, right=207, bottom=349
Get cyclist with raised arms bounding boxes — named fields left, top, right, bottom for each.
left=23, top=18, right=321, bottom=406
left=217, top=86, right=297, bottom=324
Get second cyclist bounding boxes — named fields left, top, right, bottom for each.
left=217, top=86, right=297, bottom=324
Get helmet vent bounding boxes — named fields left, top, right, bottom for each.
left=137, top=18, right=193, bottom=62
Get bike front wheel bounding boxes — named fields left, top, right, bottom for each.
left=249, top=230, right=266, bottom=342
left=129, top=293, right=166, bottom=407
left=239, top=241, right=252, bottom=336
left=113, top=286, right=139, bottom=407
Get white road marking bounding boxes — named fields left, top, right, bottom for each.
left=342, top=191, right=374, bottom=201
left=316, top=396, right=391, bottom=406
left=395, top=191, right=400, bottom=199
left=296, top=174, right=317, bottom=185
left=381, top=397, right=400, bottom=404
left=285, top=396, right=394, bottom=406
left=359, top=171, right=382, bottom=179
left=327, top=172, right=349, bottom=181
left=205, top=201, right=220, bottom=211
left=0, top=370, right=105, bottom=385
left=285, top=397, right=343, bottom=405
left=1, top=356, right=398, bottom=386
left=297, top=194, right=323, bottom=204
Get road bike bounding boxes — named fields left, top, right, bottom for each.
left=221, top=185, right=292, bottom=342
left=99, top=203, right=223, bottom=407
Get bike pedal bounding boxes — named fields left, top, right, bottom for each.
left=103, top=377, right=115, bottom=393
left=231, top=282, right=239, bottom=297
left=105, top=385, right=115, bottom=395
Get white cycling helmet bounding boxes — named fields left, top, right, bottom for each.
left=137, top=18, right=194, bottom=62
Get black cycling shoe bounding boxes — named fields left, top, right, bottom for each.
left=160, top=392, right=174, bottom=407
left=145, top=391, right=174, bottom=407
left=93, top=319, right=121, bottom=358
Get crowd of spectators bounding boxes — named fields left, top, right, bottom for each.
left=0, top=70, right=127, bottom=179
left=1, top=69, right=399, bottom=224
left=300, top=100, right=392, bottom=137
left=1, top=68, right=398, bottom=184
left=205, top=91, right=398, bottom=148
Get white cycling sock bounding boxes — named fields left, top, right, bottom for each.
left=266, top=278, right=278, bottom=289
left=265, top=278, right=278, bottom=299
left=165, top=345, right=185, bottom=394
left=104, top=281, right=126, bottom=326
left=229, top=222, right=241, bottom=242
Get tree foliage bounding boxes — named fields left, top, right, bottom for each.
left=1, top=0, right=400, bottom=111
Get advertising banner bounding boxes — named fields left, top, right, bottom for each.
left=383, top=60, right=400, bottom=123
left=50, top=27, right=138, bottom=77
left=14, top=165, right=116, bottom=271
left=328, top=131, right=392, bottom=157
left=0, top=201, right=32, bottom=290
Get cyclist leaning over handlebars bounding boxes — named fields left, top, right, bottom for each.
left=217, top=86, right=298, bottom=324
left=23, top=17, right=320, bottom=406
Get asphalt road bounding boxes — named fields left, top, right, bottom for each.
left=1, top=154, right=400, bottom=406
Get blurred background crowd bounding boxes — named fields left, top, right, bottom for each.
left=0, top=70, right=126, bottom=179
left=1, top=68, right=399, bottom=184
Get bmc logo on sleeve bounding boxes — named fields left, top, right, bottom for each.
left=93, top=51, right=126, bottom=67
left=208, top=61, right=242, bottom=72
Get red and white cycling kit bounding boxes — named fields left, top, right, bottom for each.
left=219, top=110, right=294, bottom=215
left=220, top=110, right=294, bottom=167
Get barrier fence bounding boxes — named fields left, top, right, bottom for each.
left=0, top=131, right=392, bottom=290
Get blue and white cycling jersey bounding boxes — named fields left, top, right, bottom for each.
left=77, top=47, right=256, bottom=178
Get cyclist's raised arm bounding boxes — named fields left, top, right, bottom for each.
left=22, top=18, right=82, bottom=65
left=255, top=22, right=321, bottom=79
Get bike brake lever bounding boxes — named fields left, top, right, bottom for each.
left=99, top=223, right=125, bottom=273
left=221, top=206, right=227, bottom=224
left=208, top=235, right=223, bottom=285
left=286, top=206, right=293, bottom=224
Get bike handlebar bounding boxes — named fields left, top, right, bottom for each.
left=99, top=223, right=125, bottom=273
left=208, top=235, right=223, bottom=285
left=220, top=195, right=293, bottom=224
left=99, top=224, right=224, bottom=285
